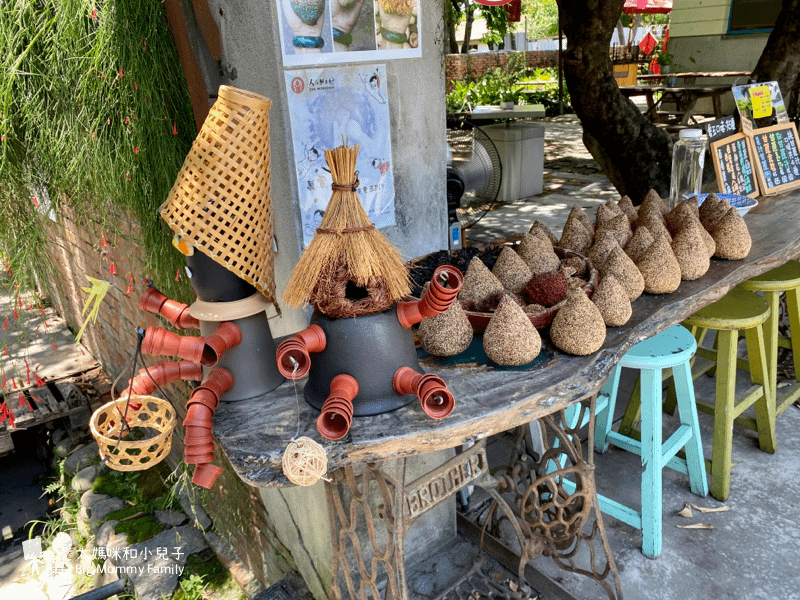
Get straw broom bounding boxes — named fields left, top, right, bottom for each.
left=283, top=144, right=410, bottom=309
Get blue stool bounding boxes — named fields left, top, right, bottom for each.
left=558, top=325, right=708, bottom=558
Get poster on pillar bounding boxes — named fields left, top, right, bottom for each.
left=285, top=64, right=396, bottom=246
left=277, top=0, right=421, bottom=67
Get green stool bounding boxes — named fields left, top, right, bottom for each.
left=678, top=286, right=775, bottom=501
left=739, top=260, right=800, bottom=416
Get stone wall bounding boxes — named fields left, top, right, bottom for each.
left=43, top=210, right=296, bottom=592
left=445, top=50, right=559, bottom=92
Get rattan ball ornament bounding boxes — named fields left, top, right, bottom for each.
left=282, top=436, right=328, bottom=486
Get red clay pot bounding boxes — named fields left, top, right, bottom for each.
left=140, top=287, right=199, bottom=330
left=202, top=321, right=243, bottom=366
left=429, top=265, right=464, bottom=296
left=275, top=325, right=327, bottom=379
left=197, top=368, right=235, bottom=402
left=316, top=374, right=359, bottom=440
left=192, top=462, right=224, bottom=489
left=392, top=367, right=454, bottom=419
left=142, top=326, right=205, bottom=364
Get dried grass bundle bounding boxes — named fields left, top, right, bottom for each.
left=283, top=144, right=410, bottom=316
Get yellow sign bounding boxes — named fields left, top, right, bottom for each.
left=749, top=85, right=773, bottom=119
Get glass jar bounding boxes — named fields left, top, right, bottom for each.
left=669, top=128, right=707, bottom=211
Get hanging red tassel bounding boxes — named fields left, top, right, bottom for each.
left=110, top=262, right=117, bottom=275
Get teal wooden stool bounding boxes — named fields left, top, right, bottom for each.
left=559, top=325, right=708, bottom=559
left=673, top=286, right=775, bottom=502
left=739, top=260, right=800, bottom=416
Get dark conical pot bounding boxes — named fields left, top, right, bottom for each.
left=304, top=307, right=420, bottom=416
left=186, top=250, right=257, bottom=302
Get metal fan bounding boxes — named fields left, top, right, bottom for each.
left=446, top=119, right=503, bottom=231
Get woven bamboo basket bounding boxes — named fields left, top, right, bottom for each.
left=160, top=85, right=279, bottom=311
left=90, top=395, right=176, bottom=472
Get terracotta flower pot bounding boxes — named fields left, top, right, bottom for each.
left=192, top=462, right=224, bottom=489
left=316, top=374, right=359, bottom=440
left=140, top=286, right=199, bottom=330
left=275, top=324, right=327, bottom=379
left=141, top=326, right=205, bottom=364
left=202, top=321, right=243, bottom=366
left=392, top=367, right=455, bottom=419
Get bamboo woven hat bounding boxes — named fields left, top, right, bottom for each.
left=160, top=85, right=279, bottom=310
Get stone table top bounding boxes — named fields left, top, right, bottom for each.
left=214, top=191, right=800, bottom=488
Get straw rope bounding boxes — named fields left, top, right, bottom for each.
left=283, top=144, right=410, bottom=316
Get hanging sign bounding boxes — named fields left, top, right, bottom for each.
left=706, top=115, right=738, bottom=145
left=749, top=123, right=800, bottom=195
left=639, top=31, right=657, bottom=55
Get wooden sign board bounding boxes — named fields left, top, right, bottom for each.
left=749, top=122, right=800, bottom=195
left=710, top=133, right=760, bottom=198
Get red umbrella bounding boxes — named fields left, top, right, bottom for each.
left=623, top=0, right=672, bottom=14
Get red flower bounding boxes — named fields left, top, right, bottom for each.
left=3, top=317, right=7, bottom=330
left=174, top=269, right=181, bottom=281
left=125, top=283, right=133, bottom=295
left=126, top=171, right=130, bottom=181
left=52, top=342, right=57, bottom=350
left=110, top=262, right=117, bottom=275
left=35, top=374, right=45, bottom=387
left=102, top=234, right=108, bottom=249
left=13, top=310, right=18, bottom=319
left=134, top=146, right=139, bottom=154
left=134, top=81, right=138, bottom=91
left=119, top=66, right=124, bottom=78
left=92, top=8, right=97, bottom=20
left=172, top=122, right=178, bottom=135
left=32, top=196, right=39, bottom=207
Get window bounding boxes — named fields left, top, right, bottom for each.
left=728, top=0, right=782, bottom=33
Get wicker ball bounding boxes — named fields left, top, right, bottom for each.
left=282, top=437, right=328, bottom=486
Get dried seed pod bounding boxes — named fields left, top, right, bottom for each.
left=550, top=288, right=606, bottom=356
left=592, top=273, right=632, bottom=327
left=483, top=297, right=541, bottom=366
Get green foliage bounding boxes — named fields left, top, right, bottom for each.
left=523, top=0, right=559, bottom=39
left=447, top=61, right=570, bottom=116
left=480, top=5, right=511, bottom=49
left=176, top=549, right=246, bottom=600
left=93, top=459, right=179, bottom=512
left=113, top=513, right=165, bottom=544
left=176, top=574, right=207, bottom=600
left=0, top=0, right=195, bottom=301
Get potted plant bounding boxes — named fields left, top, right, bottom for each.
left=499, top=90, right=516, bottom=110
left=657, top=52, right=674, bottom=74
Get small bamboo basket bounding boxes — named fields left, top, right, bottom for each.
left=90, top=395, right=176, bottom=472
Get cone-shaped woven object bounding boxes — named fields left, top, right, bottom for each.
left=159, top=85, right=278, bottom=310
left=283, top=144, right=410, bottom=317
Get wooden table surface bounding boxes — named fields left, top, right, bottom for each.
left=619, top=83, right=733, bottom=125
left=214, top=191, right=800, bottom=488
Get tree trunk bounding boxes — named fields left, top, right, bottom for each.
left=751, top=0, right=800, bottom=122
left=558, top=0, right=672, bottom=203
left=461, top=3, right=475, bottom=54
left=446, top=1, right=460, bottom=54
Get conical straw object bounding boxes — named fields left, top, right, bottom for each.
left=283, top=143, right=411, bottom=318
left=159, top=85, right=279, bottom=312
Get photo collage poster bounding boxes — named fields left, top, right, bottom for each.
left=285, top=64, right=395, bottom=246
left=277, top=0, right=421, bottom=67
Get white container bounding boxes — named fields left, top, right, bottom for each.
left=484, top=123, right=545, bottom=202
left=669, top=128, right=707, bottom=210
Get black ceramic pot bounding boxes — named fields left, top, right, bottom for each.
left=304, top=307, right=421, bottom=416
left=185, top=250, right=256, bottom=302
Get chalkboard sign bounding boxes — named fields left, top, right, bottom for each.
left=710, top=133, right=760, bottom=198
left=749, top=123, right=800, bottom=195
left=707, top=116, right=738, bottom=145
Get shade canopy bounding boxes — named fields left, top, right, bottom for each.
left=623, top=0, right=672, bottom=14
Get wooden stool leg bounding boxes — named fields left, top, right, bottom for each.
left=639, top=367, right=663, bottom=558
left=595, top=365, right=622, bottom=454
left=785, top=287, right=800, bottom=382
left=671, top=360, right=709, bottom=497
left=710, top=329, right=737, bottom=502
left=616, top=372, right=641, bottom=438
left=743, top=323, right=777, bottom=454
left=762, top=290, right=780, bottom=406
